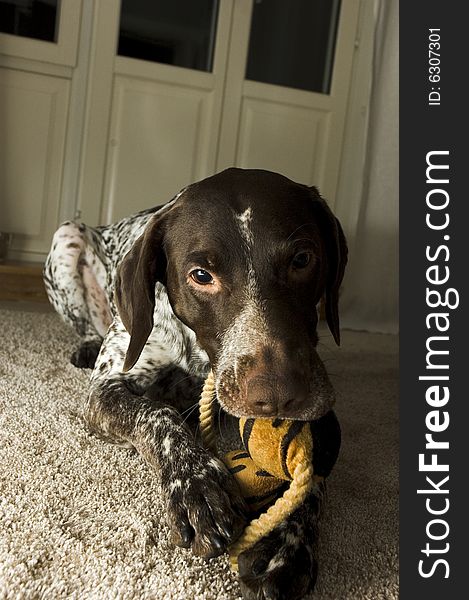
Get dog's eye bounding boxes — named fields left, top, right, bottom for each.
left=190, top=269, right=214, bottom=285
left=291, top=252, right=312, bottom=269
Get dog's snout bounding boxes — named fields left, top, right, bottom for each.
left=217, top=343, right=335, bottom=421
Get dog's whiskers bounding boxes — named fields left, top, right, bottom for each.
left=217, top=404, right=224, bottom=443
left=180, top=402, right=201, bottom=427
left=166, top=373, right=201, bottom=393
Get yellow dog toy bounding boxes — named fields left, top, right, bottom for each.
left=199, top=371, right=339, bottom=571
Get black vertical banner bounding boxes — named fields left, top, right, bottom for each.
left=400, top=2, right=468, bottom=598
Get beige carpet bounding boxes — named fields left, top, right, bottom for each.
left=0, top=306, right=398, bottom=599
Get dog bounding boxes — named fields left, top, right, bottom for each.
left=44, top=168, right=347, bottom=599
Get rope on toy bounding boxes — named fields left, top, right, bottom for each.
left=228, top=446, right=315, bottom=571
left=198, top=370, right=319, bottom=571
left=199, top=370, right=217, bottom=453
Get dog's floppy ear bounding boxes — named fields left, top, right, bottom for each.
left=115, top=204, right=175, bottom=372
left=309, top=187, right=348, bottom=346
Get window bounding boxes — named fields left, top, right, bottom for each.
left=0, top=0, right=59, bottom=42
left=246, top=0, right=341, bottom=94
left=118, top=0, right=219, bottom=72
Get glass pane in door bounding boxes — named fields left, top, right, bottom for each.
left=118, top=0, right=219, bottom=72
left=0, top=0, right=59, bottom=42
left=246, top=0, right=341, bottom=94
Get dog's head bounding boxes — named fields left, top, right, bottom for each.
left=115, top=168, right=347, bottom=420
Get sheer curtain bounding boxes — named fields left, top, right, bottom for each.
left=339, top=0, right=399, bottom=334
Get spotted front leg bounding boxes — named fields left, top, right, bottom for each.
left=85, top=379, right=246, bottom=559
left=162, top=444, right=247, bottom=557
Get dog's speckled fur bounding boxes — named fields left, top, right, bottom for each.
left=44, top=168, right=347, bottom=599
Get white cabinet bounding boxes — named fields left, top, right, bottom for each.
left=1, top=0, right=369, bottom=261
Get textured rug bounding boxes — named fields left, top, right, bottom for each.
left=0, top=306, right=398, bottom=599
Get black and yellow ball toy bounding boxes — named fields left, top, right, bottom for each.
left=199, top=372, right=341, bottom=570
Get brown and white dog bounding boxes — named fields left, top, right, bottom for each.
left=44, top=168, right=347, bottom=600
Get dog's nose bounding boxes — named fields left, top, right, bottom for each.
left=245, top=371, right=307, bottom=417
left=252, top=397, right=277, bottom=416
left=246, top=375, right=277, bottom=415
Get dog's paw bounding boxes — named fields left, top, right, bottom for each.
left=165, top=452, right=247, bottom=559
left=238, top=523, right=317, bottom=600
left=70, top=340, right=101, bottom=369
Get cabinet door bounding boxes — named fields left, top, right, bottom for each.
left=0, top=1, right=80, bottom=261
left=217, top=0, right=360, bottom=207
left=0, top=68, right=70, bottom=259
left=98, top=0, right=233, bottom=223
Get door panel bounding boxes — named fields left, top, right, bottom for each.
left=0, top=68, right=69, bottom=255
left=102, top=74, right=217, bottom=221
left=237, top=96, right=330, bottom=184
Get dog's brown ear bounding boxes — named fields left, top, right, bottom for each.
left=310, top=187, right=348, bottom=345
left=115, top=208, right=172, bottom=372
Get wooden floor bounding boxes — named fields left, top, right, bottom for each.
left=0, top=261, right=50, bottom=305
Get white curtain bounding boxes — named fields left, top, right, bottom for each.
left=340, top=0, right=399, bottom=334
